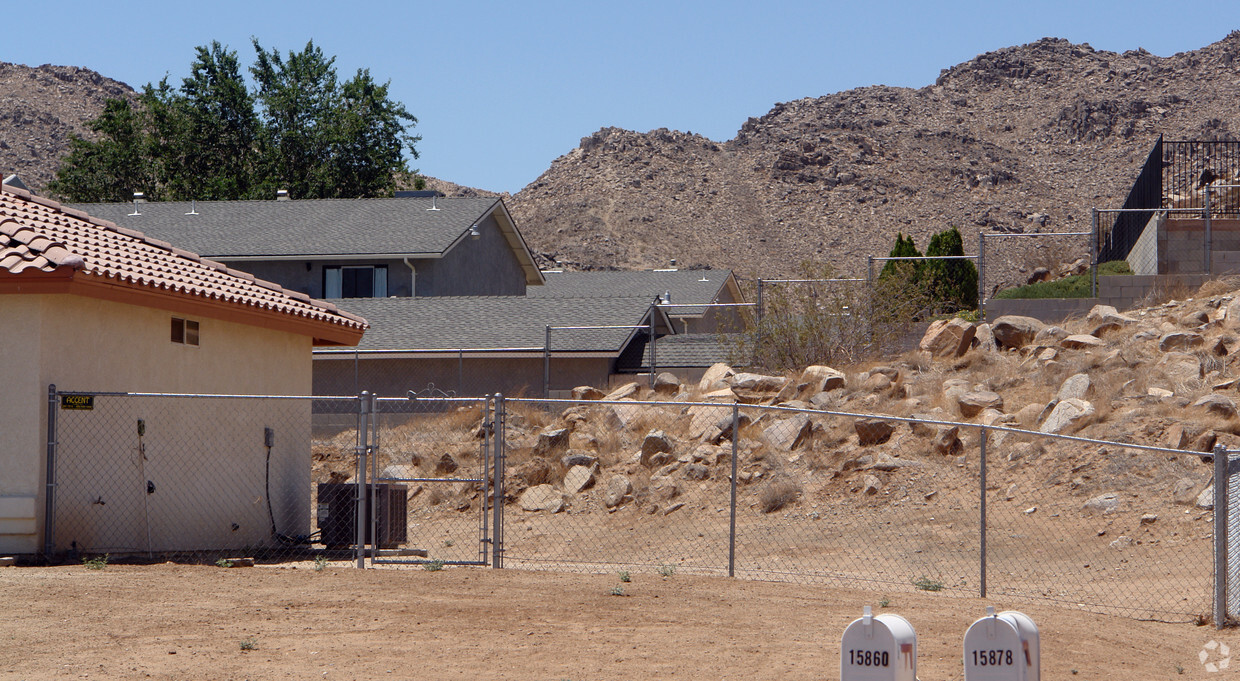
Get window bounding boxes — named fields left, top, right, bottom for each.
left=324, top=265, right=387, bottom=298
left=171, top=317, right=199, bottom=346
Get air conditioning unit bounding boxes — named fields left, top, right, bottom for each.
left=317, top=483, right=408, bottom=549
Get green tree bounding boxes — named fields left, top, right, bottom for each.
left=50, top=40, right=419, bottom=202
left=924, top=225, right=979, bottom=311
left=48, top=99, right=156, bottom=202
left=879, top=232, right=923, bottom=282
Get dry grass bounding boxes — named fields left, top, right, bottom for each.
left=758, top=478, right=801, bottom=513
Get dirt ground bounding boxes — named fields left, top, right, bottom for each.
left=0, top=563, right=1230, bottom=680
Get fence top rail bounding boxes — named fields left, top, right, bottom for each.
left=507, top=397, right=1190, bottom=457
left=1095, top=207, right=1204, bottom=214
left=53, top=390, right=351, bottom=400
left=375, top=395, right=486, bottom=404
left=654, top=302, right=757, bottom=308
left=547, top=324, right=649, bottom=331
left=869, top=255, right=978, bottom=262
left=981, top=231, right=1091, bottom=238
left=759, top=278, right=866, bottom=284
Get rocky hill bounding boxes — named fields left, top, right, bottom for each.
left=507, top=34, right=1240, bottom=285
left=6, top=34, right=1240, bottom=288
left=0, top=62, right=135, bottom=191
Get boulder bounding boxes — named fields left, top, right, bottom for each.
left=653, top=372, right=681, bottom=396
left=682, top=463, right=710, bottom=480
left=1193, top=394, right=1238, bottom=419
left=1034, top=326, right=1068, bottom=344
left=561, top=451, right=598, bottom=468
left=862, top=372, right=893, bottom=392
left=698, top=363, right=735, bottom=392
left=604, top=382, right=640, bottom=401
left=1159, top=332, right=1205, bottom=352
left=649, top=476, right=679, bottom=501
left=1180, top=310, right=1210, bottom=327
left=799, top=365, right=846, bottom=394
left=603, top=475, right=633, bottom=508
left=919, top=318, right=977, bottom=358
left=991, top=315, right=1045, bottom=350
left=934, top=425, right=963, bottom=456
left=728, top=372, right=787, bottom=392
left=1227, top=298, right=1240, bottom=331
left=1173, top=477, right=1203, bottom=505
left=862, top=475, right=883, bottom=495
left=1061, top=334, right=1105, bottom=350
left=763, top=413, right=813, bottom=451
left=435, top=453, right=459, bottom=474
left=1082, top=492, right=1121, bottom=514
left=1040, top=399, right=1095, bottom=434
left=702, top=387, right=738, bottom=401
left=1027, top=267, right=1050, bottom=284
left=958, top=391, right=1003, bottom=418
left=563, top=465, right=596, bottom=494
left=973, top=323, right=998, bottom=352
left=869, top=453, right=921, bottom=471
left=1198, top=485, right=1216, bottom=510
left=571, top=386, right=605, bottom=401
left=1057, top=373, right=1092, bottom=401
left=1086, top=304, right=1138, bottom=327
left=519, top=484, right=564, bottom=512
left=855, top=418, right=895, bottom=445
left=640, top=430, right=675, bottom=467
left=1158, top=352, right=1202, bottom=385
left=534, top=427, right=571, bottom=456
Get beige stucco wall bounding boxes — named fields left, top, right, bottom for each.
left=0, top=293, right=315, bottom=555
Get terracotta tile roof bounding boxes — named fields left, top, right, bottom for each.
left=0, top=185, right=367, bottom=342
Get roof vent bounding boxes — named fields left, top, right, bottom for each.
left=427, top=195, right=441, bottom=211
left=276, top=189, right=290, bottom=201
left=2, top=174, right=29, bottom=192
left=129, top=192, right=144, bottom=216
left=185, top=199, right=199, bottom=215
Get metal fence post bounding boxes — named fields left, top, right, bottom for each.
left=979, top=426, right=988, bottom=599
left=977, top=232, right=986, bottom=320
left=492, top=394, right=505, bottom=569
left=1090, top=208, right=1099, bottom=298
left=1206, top=188, right=1214, bottom=274
left=368, top=393, right=379, bottom=564
left=43, top=384, right=58, bottom=557
left=480, top=396, right=491, bottom=565
left=649, top=303, right=657, bottom=387
left=1215, top=443, right=1228, bottom=629
left=543, top=326, right=551, bottom=400
left=728, top=402, right=739, bottom=578
left=355, top=391, right=370, bottom=569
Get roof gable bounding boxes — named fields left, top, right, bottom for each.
left=1, top=185, right=367, bottom=345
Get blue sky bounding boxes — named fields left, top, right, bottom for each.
left=3, top=1, right=1236, bottom=194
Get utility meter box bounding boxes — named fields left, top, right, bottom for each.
left=840, top=606, right=918, bottom=681
left=963, top=607, right=1040, bottom=681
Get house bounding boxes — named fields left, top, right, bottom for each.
left=70, top=194, right=746, bottom=397
left=0, top=182, right=366, bottom=555
left=73, top=196, right=545, bottom=298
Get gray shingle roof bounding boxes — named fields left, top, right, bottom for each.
left=68, top=197, right=504, bottom=258
left=325, top=296, right=667, bottom=353
left=528, top=269, right=737, bottom=316
left=616, top=333, right=739, bottom=371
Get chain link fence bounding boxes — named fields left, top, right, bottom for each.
left=497, top=398, right=1209, bottom=622
left=44, top=387, right=1214, bottom=622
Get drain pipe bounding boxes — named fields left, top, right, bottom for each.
left=403, top=258, right=416, bottom=296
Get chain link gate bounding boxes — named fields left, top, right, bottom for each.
left=1214, top=444, right=1240, bottom=627
left=366, top=393, right=501, bottom=567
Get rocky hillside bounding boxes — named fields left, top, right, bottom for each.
left=508, top=34, right=1240, bottom=285
left=0, top=62, right=135, bottom=191
left=7, top=34, right=1240, bottom=289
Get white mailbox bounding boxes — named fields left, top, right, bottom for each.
left=840, top=606, right=918, bottom=681
left=963, top=607, right=1040, bottom=681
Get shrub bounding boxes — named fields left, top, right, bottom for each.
left=993, top=260, right=1132, bottom=299
left=760, top=479, right=801, bottom=513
